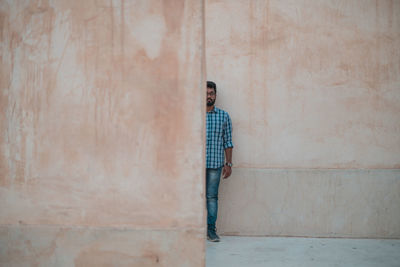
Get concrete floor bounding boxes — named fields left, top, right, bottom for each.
left=206, top=236, right=400, bottom=267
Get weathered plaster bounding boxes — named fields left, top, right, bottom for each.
left=206, top=0, right=400, bottom=237
left=218, top=168, right=400, bottom=238
left=0, top=226, right=204, bottom=267
left=1, top=0, right=205, bottom=265
left=207, top=0, right=400, bottom=169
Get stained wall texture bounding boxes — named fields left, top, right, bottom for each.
left=206, top=0, right=400, bottom=237
left=0, top=0, right=205, bottom=266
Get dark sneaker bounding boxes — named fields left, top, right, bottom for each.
left=207, top=228, right=220, bottom=242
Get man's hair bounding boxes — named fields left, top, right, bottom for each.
left=207, top=81, right=217, bottom=94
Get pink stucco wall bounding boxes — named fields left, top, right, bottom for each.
left=206, top=0, right=400, bottom=237
left=0, top=0, right=205, bottom=265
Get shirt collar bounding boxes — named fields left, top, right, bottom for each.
left=208, top=106, right=217, bottom=113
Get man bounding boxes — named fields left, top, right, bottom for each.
left=206, top=81, right=234, bottom=242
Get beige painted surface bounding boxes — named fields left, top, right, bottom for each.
left=218, top=168, right=400, bottom=238
left=1, top=0, right=205, bottom=265
left=206, top=0, right=400, bottom=236
left=0, top=226, right=203, bottom=267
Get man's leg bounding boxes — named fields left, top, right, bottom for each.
left=206, top=167, right=222, bottom=242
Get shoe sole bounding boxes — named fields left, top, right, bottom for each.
left=207, top=236, right=220, bottom=242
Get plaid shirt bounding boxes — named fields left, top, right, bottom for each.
left=206, top=106, right=234, bottom=168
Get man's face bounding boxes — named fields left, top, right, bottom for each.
left=207, top=87, right=216, bottom=107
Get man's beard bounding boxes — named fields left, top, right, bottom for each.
left=207, top=98, right=215, bottom=106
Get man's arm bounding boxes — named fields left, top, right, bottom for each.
left=222, top=148, right=232, bottom=179
left=222, top=113, right=234, bottom=179
left=225, top=147, right=232, bottom=164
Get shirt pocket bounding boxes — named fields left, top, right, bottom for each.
left=214, top=123, right=223, bottom=137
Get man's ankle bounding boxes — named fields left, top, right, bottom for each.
left=207, top=229, right=220, bottom=242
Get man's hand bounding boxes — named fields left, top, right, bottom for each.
left=222, top=165, right=232, bottom=179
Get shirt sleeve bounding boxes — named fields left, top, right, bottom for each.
left=223, top=113, right=234, bottom=149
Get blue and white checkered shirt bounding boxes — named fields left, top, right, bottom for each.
left=206, top=106, right=234, bottom=169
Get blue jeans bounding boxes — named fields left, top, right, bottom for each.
left=206, top=167, right=222, bottom=229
